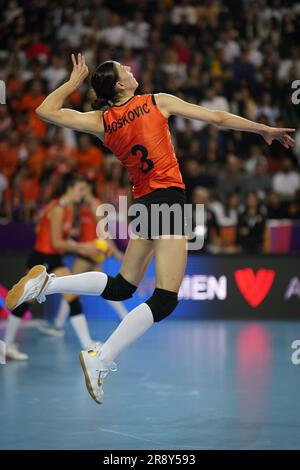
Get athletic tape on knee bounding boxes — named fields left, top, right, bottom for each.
left=101, top=273, right=137, bottom=301
left=69, top=298, right=82, bottom=316
left=145, top=288, right=178, bottom=322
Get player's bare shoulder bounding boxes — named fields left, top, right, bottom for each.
left=154, top=93, right=174, bottom=119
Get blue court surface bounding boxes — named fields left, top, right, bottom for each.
left=1, top=318, right=300, bottom=450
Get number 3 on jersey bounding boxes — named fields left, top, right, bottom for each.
left=131, top=144, right=154, bottom=174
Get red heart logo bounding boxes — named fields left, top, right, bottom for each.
left=234, top=268, right=275, bottom=308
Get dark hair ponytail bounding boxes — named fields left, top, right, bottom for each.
left=91, top=61, right=119, bottom=110
left=54, top=173, right=85, bottom=198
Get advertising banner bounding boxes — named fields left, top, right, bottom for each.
left=0, top=254, right=299, bottom=320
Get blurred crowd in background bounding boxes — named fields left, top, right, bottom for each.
left=0, top=0, right=300, bottom=253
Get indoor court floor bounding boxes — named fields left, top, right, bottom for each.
left=1, top=318, right=300, bottom=450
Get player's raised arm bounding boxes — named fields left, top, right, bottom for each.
left=35, top=53, right=103, bottom=136
left=155, top=93, right=295, bottom=149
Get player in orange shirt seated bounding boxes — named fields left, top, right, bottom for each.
left=20, top=79, right=46, bottom=116
left=0, top=131, right=21, bottom=181
left=25, top=136, right=46, bottom=178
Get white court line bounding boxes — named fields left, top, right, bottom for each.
left=98, top=427, right=203, bottom=450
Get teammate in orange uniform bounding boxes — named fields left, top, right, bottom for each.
left=50, top=179, right=128, bottom=332
left=6, top=54, right=295, bottom=403
left=4, top=173, right=100, bottom=360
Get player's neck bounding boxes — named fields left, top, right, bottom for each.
left=112, top=92, right=135, bottom=106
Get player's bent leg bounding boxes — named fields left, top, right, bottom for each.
left=5, top=239, right=153, bottom=308
left=38, top=266, right=94, bottom=348
left=101, top=237, right=153, bottom=301
left=37, top=266, right=72, bottom=337
left=38, top=266, right=69, bottom=336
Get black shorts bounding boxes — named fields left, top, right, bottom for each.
left=130, top=186, right=187, bottom=239
left=27, top=251, right=65, bottom=272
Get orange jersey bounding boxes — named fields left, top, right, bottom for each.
left=35, top=199, right=73, bottom=255
left=79, top=198, right=101, bottom=242
left=103, top=94, right=185, bottom=198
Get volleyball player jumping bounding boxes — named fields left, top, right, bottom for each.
left=6, top=54, right=295, bottom=402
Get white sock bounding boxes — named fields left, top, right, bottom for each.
left=54, top=298, right=70, bottom=328
left=70, top=314, right=93, bottom=349
left=4, top=314, right=21, bottom=345
left=45, top=272, right=108, bottom=296
left=100, top=303, right=154, bottom=366
left=106, top=300, right=128, bottom=319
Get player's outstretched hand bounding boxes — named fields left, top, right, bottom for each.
left=261, top=127, right=295, bottom=149
left=69, top=53, right=89, bottom=89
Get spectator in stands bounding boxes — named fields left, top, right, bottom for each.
left=192, top=186, right=220, bottom=253
left=231, top=86, right=256, bottom=123
left=287, top=189, right=300, bottom=220
left=124, top=11, right=150, bottom=51
left=217, top=154, right=245, bottom=204
left=4, top=166, right=39, bottom=223
left=25, top=32, right=50, bottom=63
left=237, top=192, right=267, bottom=253
left=47, top=128, right=76, bottom=166
left=0, top=131, right=20, bottom=181
left=244, top=145, right=266, bottom=174
left=183, top=158, right=216, bottom=203
left=0, top=171, right=8, bottom=208
left=20, top=79, right=46, bottom=116
left=0, top=105, right=13, bottom=134
left=99, top=12, right=126, bottom=47
left=161, top=48, right=187, bottom=86
left=266, top=190, right=287, bottom=219
left=43, top=55, right=68, bottom=91
left=243, top=158, right=272, bottom=198
left=272, top=157, right=300, bottom=201
left=170, top=0, right=198, bottom=26
left=121, top=47, right=141, bottom=82
left=217, top=30, right=240, bottom=64
left=232, top=49, right=256, bottom=84
left=57, top=12, right=86, bottom=48
left=253, top=91, right=280, bottom=126
left=211, top=192, right=240, bottom=228
left=25, top=135, right=46, bottom=179
left=74, top=134, right=105, bottom=183
left=15, top=109, right=46, bottom=140
left=21, top=59, right=48, bottom=90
